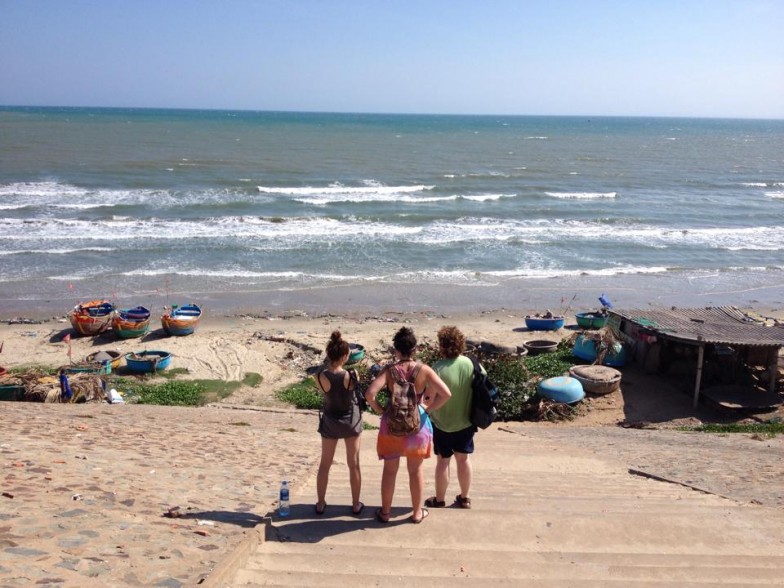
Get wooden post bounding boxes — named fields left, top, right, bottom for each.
left=768, top=347, right=779, bottom=395
left=693, top=344, right=705, bottom=408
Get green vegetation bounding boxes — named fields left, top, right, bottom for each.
left=276, top=377, right=322, bottom=409
left=680, top=422, right=784, bottom=437
left=9, top=364, right=58, bottom=376
left=111, top=371, right=263, bottom=406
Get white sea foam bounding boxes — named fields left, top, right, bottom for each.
left=741, top=182, right=768, bottom=187
left=545, top=192, right=618, bottom=199
left=0, top=247, right=115, bottom=256
left=766, top=192, right=784, bottom=199
left=257, top=182, right=434, bottom=196
left=2, top=217, right=782, bottom=252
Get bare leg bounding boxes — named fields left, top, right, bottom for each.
left=407, top=456, right=425, bottom=520
left=344, top=434, right=362, bottom=510
left=454, top=451, right=472, bottom=499
left=380, top=458, right=399, bottom=516
left=434, top=454, right=451, bottom=502
left=316, top=437, right=339, bottom=509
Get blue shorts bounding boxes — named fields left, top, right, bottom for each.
left=433, top=425, right=475, bottom=458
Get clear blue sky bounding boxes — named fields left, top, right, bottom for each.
left=1, top=0, right=782, bottom=118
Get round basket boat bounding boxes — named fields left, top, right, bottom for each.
left=348, top=343, right=365, bottom=364
left=85, top=350, right=123, bottom=372
left=525, top=316, right=565, bottom=331
left=125, top=350, right=171, bottom=373
left=575, top=312, right=608, bottom=330
left=572, top=334, right=627, bottom=366
left=524, top=339, right=559, bottom=355
left=568, top=365, right=622, bottom=395
left=538, top=376, right=585, bottom=404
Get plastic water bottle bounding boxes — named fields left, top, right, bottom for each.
left=278, top=480, right=290, bottom=517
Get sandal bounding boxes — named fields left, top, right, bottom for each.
left=424, top=496, right=446, bottom=508
left=455, top=494, right=472, bottom=509
left=375, top=508, right=391, bottom=523
left=351, top=501, right=365, bottom=516
left=411, top=507, right=429, bottom=524
left=315, top=501, right=327, bottom=515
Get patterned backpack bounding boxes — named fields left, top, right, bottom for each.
left=385, top=362, right=421, bottom=436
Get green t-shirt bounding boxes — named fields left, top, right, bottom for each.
left=431, top=355, right=475, bottom=433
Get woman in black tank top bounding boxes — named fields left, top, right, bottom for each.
left=314, top=331, right=364, bottom=516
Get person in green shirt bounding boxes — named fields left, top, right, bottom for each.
left=425, top=325, right=478, bottom=509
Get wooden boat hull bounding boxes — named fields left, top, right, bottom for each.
left=68, top=300, right=116, bottom=336
left=112, top=306, right=151, bottom=339
left=161, top=304, right=202, bottom=336
left=125, top=350, right=171, bottom=373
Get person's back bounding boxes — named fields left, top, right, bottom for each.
left=431, top=355, right=474, bottom=432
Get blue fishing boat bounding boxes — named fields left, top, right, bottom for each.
left=161, top=304, right=202, bottom=336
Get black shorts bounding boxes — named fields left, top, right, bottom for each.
left=433, top=425, right=475, bottom=458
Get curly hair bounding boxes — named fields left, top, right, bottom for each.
left=392, top=327, right=417, bottom=357
left=437, top=325, right=466, bottom=359
left=325, top=330, right=349, bottom=362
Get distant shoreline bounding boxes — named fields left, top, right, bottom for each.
left=1, top=271, right=782, bottom=322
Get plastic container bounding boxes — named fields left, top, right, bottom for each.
left=279, top=480, right=290, bottom=517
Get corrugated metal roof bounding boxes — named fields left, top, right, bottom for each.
left=608, top=306, right=784, bottom=347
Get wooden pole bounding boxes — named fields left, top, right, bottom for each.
left=693, top=344, right=705, bottom=408
left=768, top=347, right=779, bottom=395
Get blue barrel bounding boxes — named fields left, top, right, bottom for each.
left=538, top=376, right=585, bottom=404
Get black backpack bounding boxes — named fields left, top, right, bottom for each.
left=469, top=357, right=499, bottom=429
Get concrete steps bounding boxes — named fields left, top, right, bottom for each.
left=221, top=427, right=784, bottom=586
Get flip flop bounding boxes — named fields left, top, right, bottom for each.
left=315, top=502, right=327, bottom=515
left=411, top=507, right=429, bottom=524
left=375, top=507, right=391, bottom=523
left=351, top=501, right=365, bottom=516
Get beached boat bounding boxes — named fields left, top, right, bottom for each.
left=575, top=311, right=608, bottom=329
left=525, top=315, right=565, bottom=331
left=537, top=376, right=585, bottom=404
left=572, top=333, right=627, bottom=366
left=67, top=300, right=116, bottom=336
left=161, top=304, right=202, bottom=336
left=125, top=350, right=171, bottom=373
left=112, top=306, right=152, bottom=339
left=85, top=350, right=123, bottom=373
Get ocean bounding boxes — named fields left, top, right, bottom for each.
left=1, top=107, right=783, bottom=317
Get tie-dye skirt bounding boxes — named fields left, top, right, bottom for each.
left=376, top=405, right=433, bottom=460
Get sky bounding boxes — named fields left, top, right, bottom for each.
left=1, top=0, right=782, bottom=119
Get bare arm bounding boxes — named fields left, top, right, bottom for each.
left=364, top=370, right=388, bottom=414
left=421, top=365, right=451, bottom=412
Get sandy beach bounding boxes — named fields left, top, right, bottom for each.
left=2, top=307, right=783, bottom=586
